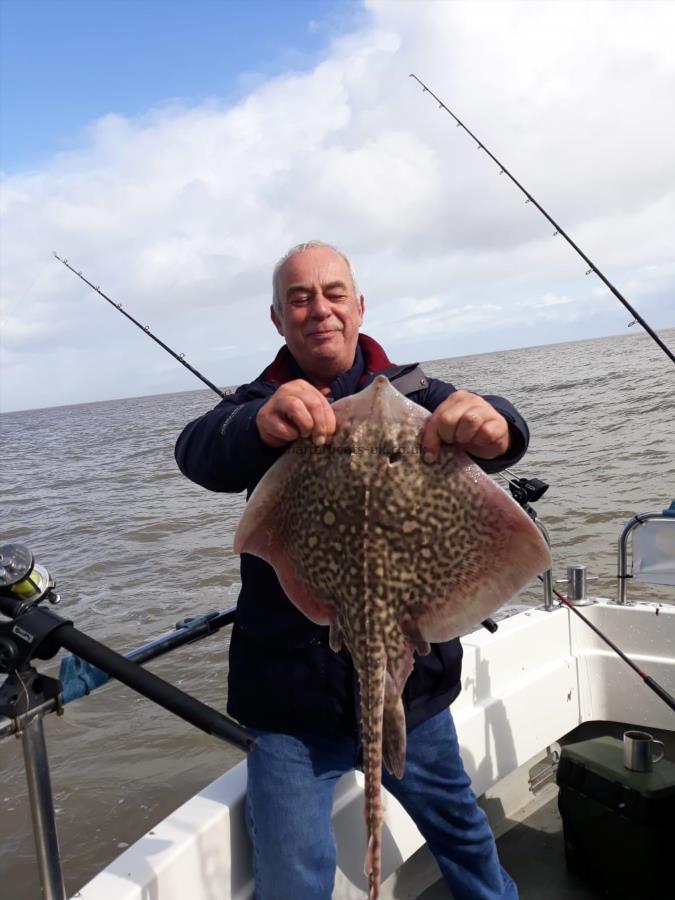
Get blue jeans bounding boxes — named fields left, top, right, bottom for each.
left=245, top=709, right=518, bottom=900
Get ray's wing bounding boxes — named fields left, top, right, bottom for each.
left=384, top=446, right=550, bottom=645
left=233, top=439, right=340, bottom=626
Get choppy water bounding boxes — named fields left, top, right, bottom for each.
left=1, top=328, right=673, bottom=898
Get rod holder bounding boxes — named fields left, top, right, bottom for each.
left=560, top=564, right=597, bottom=606
left=566, top=565, right=587, bottom=603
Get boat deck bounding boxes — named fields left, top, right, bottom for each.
left=495, top=795, right=598, bottom=900
left=417, top=719, right=675, bottom=900
left=420, top=793, right=598, bottom=899
left=401, top=788, right=598, bottom=900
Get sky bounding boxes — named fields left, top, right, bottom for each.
left=1, top=0, right=674, bottom=412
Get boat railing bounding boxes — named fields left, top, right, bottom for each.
left=535, top=519, right=555, bottom=610
left=617, top=501, right=675, bottom=604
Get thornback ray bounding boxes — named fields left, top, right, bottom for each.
left=234, top=375, right=551, bottom=900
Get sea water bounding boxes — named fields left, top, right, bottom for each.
left=1, top=328, right=673, bottom=897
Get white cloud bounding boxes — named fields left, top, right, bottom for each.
left=1, top=0, right=674, bottom=411
left=533, top=293, right=574, bottom=308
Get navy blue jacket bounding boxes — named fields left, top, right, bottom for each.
left=175, top=335, right=530, bottom=737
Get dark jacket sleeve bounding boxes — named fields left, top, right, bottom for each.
left=175, top=387, right=283, bottom=494
left=422, top=377, right=529, bottom=474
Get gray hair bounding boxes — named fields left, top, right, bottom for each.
left=272, top=240, right=360, bottom=315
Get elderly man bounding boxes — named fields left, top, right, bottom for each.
left=175, top=241, right=526, bottom=900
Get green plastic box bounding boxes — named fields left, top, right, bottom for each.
left=556, top=735, right=675, bottom=898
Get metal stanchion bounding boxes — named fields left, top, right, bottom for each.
left=21, top=713, right=66, bottom=900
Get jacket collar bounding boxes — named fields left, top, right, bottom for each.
left=261, top=333, right=396, bottom=398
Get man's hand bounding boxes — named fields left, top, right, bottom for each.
left=256, top=380, right=336, bottom=448
left=421, top=391, right=510, bottom=463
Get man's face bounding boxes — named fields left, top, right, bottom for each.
left=272, top=246, right=365, bottom=387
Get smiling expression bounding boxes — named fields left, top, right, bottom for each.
left=272, top=246, right=365, bottom=389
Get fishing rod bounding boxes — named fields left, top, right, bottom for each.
left=54, top=253, right=672, bottom=682
left=53, top=252, right=228, bottom=399
left=416, top=71, right=673, bottom=709
left=54, top=253, right=500, bottom=640
left=410, top=74, right=675, bottom=367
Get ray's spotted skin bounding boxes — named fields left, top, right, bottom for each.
left=234, top=376, right=550, bottom=899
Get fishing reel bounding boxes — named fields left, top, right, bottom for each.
left=0, top=543, right=60, bottom=616
left=0, top=544, right=65, bottom=681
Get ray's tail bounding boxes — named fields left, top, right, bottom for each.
left=358, top=646, right=387, bottom=900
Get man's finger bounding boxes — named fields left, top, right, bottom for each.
left=257, top=409, right=301, bottom=446
left=282, top=381, right=335, bottom=445
left=453, top=405, right=489, bottom=446
left=257, top=380, right=337, bottom=448
left=466, top=420, right=509, bottom=458
left=282, top=396, right=315, bottom=439
left=422, top=392, right=509, bottom=462
left=422, top=395, right=474, bottom=461
left=269, top=418, right=302, bottom=444
left=421, top=413, right=443, bottom=463
left=301, top=391, right=336, bottom=445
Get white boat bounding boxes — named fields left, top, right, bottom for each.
left=69, top=506, right=675, bottom=900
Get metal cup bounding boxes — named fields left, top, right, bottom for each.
left=623, top=730, right=666, bottom=772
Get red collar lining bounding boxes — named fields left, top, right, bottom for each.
left=263, top=333, right=395, bottom=385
